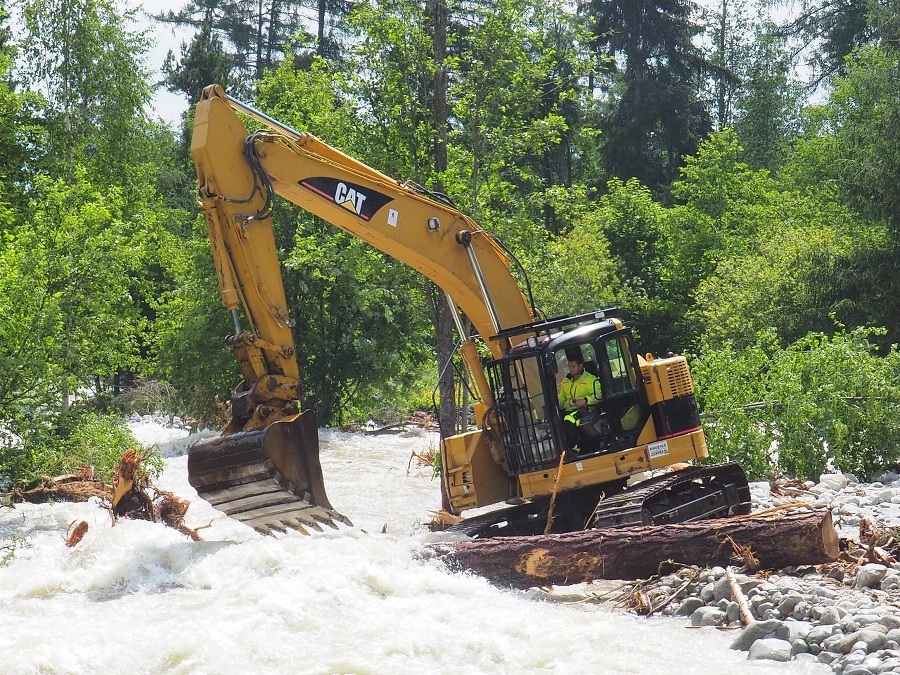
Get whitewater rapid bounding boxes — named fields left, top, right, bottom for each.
left=0, top=419, right=826, bottom=674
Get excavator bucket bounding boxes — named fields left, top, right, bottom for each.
left=187, top=411, right=350, bottom=535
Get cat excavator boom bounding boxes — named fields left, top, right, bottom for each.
left=187, top=84, right=750, bottom=536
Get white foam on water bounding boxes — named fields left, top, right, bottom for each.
left=0, top=420, right=826, bottom=674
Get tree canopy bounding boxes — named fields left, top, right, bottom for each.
left=1, top=0, right=899, bottom=484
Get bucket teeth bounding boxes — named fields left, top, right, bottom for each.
left=297, top=514, right=325, bottom=532
left=314, top=514, right=340, bottom=530
left=248, top=511, right=344, bottom=535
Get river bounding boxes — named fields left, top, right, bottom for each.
left=0, top=418, right=826, bottom=674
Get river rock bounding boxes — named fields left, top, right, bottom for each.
left=857, top=564, right=890, bottom=589
left=674, top=597, right=704, bottom=617
left=835, top=630, right=890, bottom=654
left=730, top=619, right=784, bottom=651
left=747, top=638, right=793, bottom=662
left=776, top=592, right=803, bottom=616
left=776, top=620, right=813, bottom=641
left=691, top=606, right=727, bottom=627
left=712, top=576, right=732, bottom=602
left=820, top=606, right=845, bottom=625
left=820, top=473, right=850, bottom=491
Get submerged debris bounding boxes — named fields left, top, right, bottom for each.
left=6, top=464, right=113, bottom=504
left=64, top=520, right=89, bottom=548
left=107, top=449, right=206, bottom=541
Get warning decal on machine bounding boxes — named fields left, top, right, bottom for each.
left=648, top=440, right=670, bottom=459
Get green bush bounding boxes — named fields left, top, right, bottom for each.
left=692, top=327, right=900, bottom=480
left=0, top=408, right=160, bottom=490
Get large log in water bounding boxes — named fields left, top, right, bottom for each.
left=425, top=510, right=839, bottom=588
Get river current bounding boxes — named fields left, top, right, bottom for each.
left=0, top=419, right=826, bottom=674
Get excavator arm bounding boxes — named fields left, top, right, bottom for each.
left=188, top=84, right=536, bottom=533
left=193, top=84, right=535, bottom=353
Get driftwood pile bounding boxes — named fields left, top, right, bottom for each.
left=7, top=449, right=205, bottom=544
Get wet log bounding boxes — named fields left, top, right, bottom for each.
left=426, top=510, right=839, bottom=588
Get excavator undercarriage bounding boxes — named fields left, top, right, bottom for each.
left=446, top=463, right=751, bottom=538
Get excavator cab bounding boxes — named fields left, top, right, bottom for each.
left=482, top=310, right=650, bottom=476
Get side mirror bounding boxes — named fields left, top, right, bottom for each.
left=593, top=380, right=603, bottom=400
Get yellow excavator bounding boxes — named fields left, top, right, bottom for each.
left=187, top=84, right=750, bottom=537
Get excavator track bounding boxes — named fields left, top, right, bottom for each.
left=445, top=502, right=549, bottom=538
left=188, top=414, right=351, bottom=535
left=588, top=462, right=751, bottom=529
left=445, top=463, right=750, bottom=539
left=445, top=487, right=607, bottom=539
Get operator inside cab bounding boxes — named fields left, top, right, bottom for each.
left=558, top=347, right=600, bottom=454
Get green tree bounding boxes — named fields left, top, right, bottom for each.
left=0, top=174, right=169, bottom=406
left=650, top=130, right=775, bottom=349
left=344, top=0, right=435, bottom=181
left=732, top=24, right=804, bottom=171
left=700, top=0, right=752, bottom=131
left=692, top=198, right=863, bottom=350
left=0, top=49, right=45, bottom=216
left=0, top=173, right=176, bottom=482
left=774, top=0, right=874, bottom=84
left=775, top=42, right=900, bottom=348
left=162, top=23, right=234, bottom=105
left=0, top=0, right=10, bottom=52
left=284, top=228, right=432, bottom=425
left=156, top=0, right=350, bottom=103
left=694, top=328, right=900, bottom=481
left=17, top=0, right=153, bottom=184
left=581, top=0, right=713, bottom=195
left=822, top=45, right=900, bottom=231
left=144, top=215, right=238, bottom=425
left=530, top=185, right=622, bottom=317
left=450, top=0, right=594, bottom=233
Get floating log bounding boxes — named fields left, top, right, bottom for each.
left=425, top=510, right=839, bottom=588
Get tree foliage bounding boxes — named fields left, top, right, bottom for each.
left=773, top=0, right=874, bottom=84
left=156, top=0, right=350, bottom=102
left=732, top=24, right=804, bottom=171
left=581, top=0, right=713, bottom=194
left=162, top=23, right=234, bottom=105
left=284, top=228, right=432, bottom=425
left=821, top=45, right=900, bottom=231
left=694, top=328, right=900, bottom=481
left=17, top=0, right=153, bottom=182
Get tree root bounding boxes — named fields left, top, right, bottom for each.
left=6, top=451, right=206, bottom=542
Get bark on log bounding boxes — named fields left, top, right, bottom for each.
left=425, top=510, right=839, bottom=588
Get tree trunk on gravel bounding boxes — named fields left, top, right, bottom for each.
left=425, top=511, right=840, bottom=588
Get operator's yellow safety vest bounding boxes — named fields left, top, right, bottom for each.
left=558, top=370, right=599, bottom=415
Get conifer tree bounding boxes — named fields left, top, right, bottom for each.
left=580, top=0, right=713, bottom=195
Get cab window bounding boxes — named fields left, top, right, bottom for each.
left=605, top=338, right=637, bottom=394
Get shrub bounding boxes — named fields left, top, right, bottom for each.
left=0, top=408, right=160, bottom=489
left=692, top=327, right=900, bottom=480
